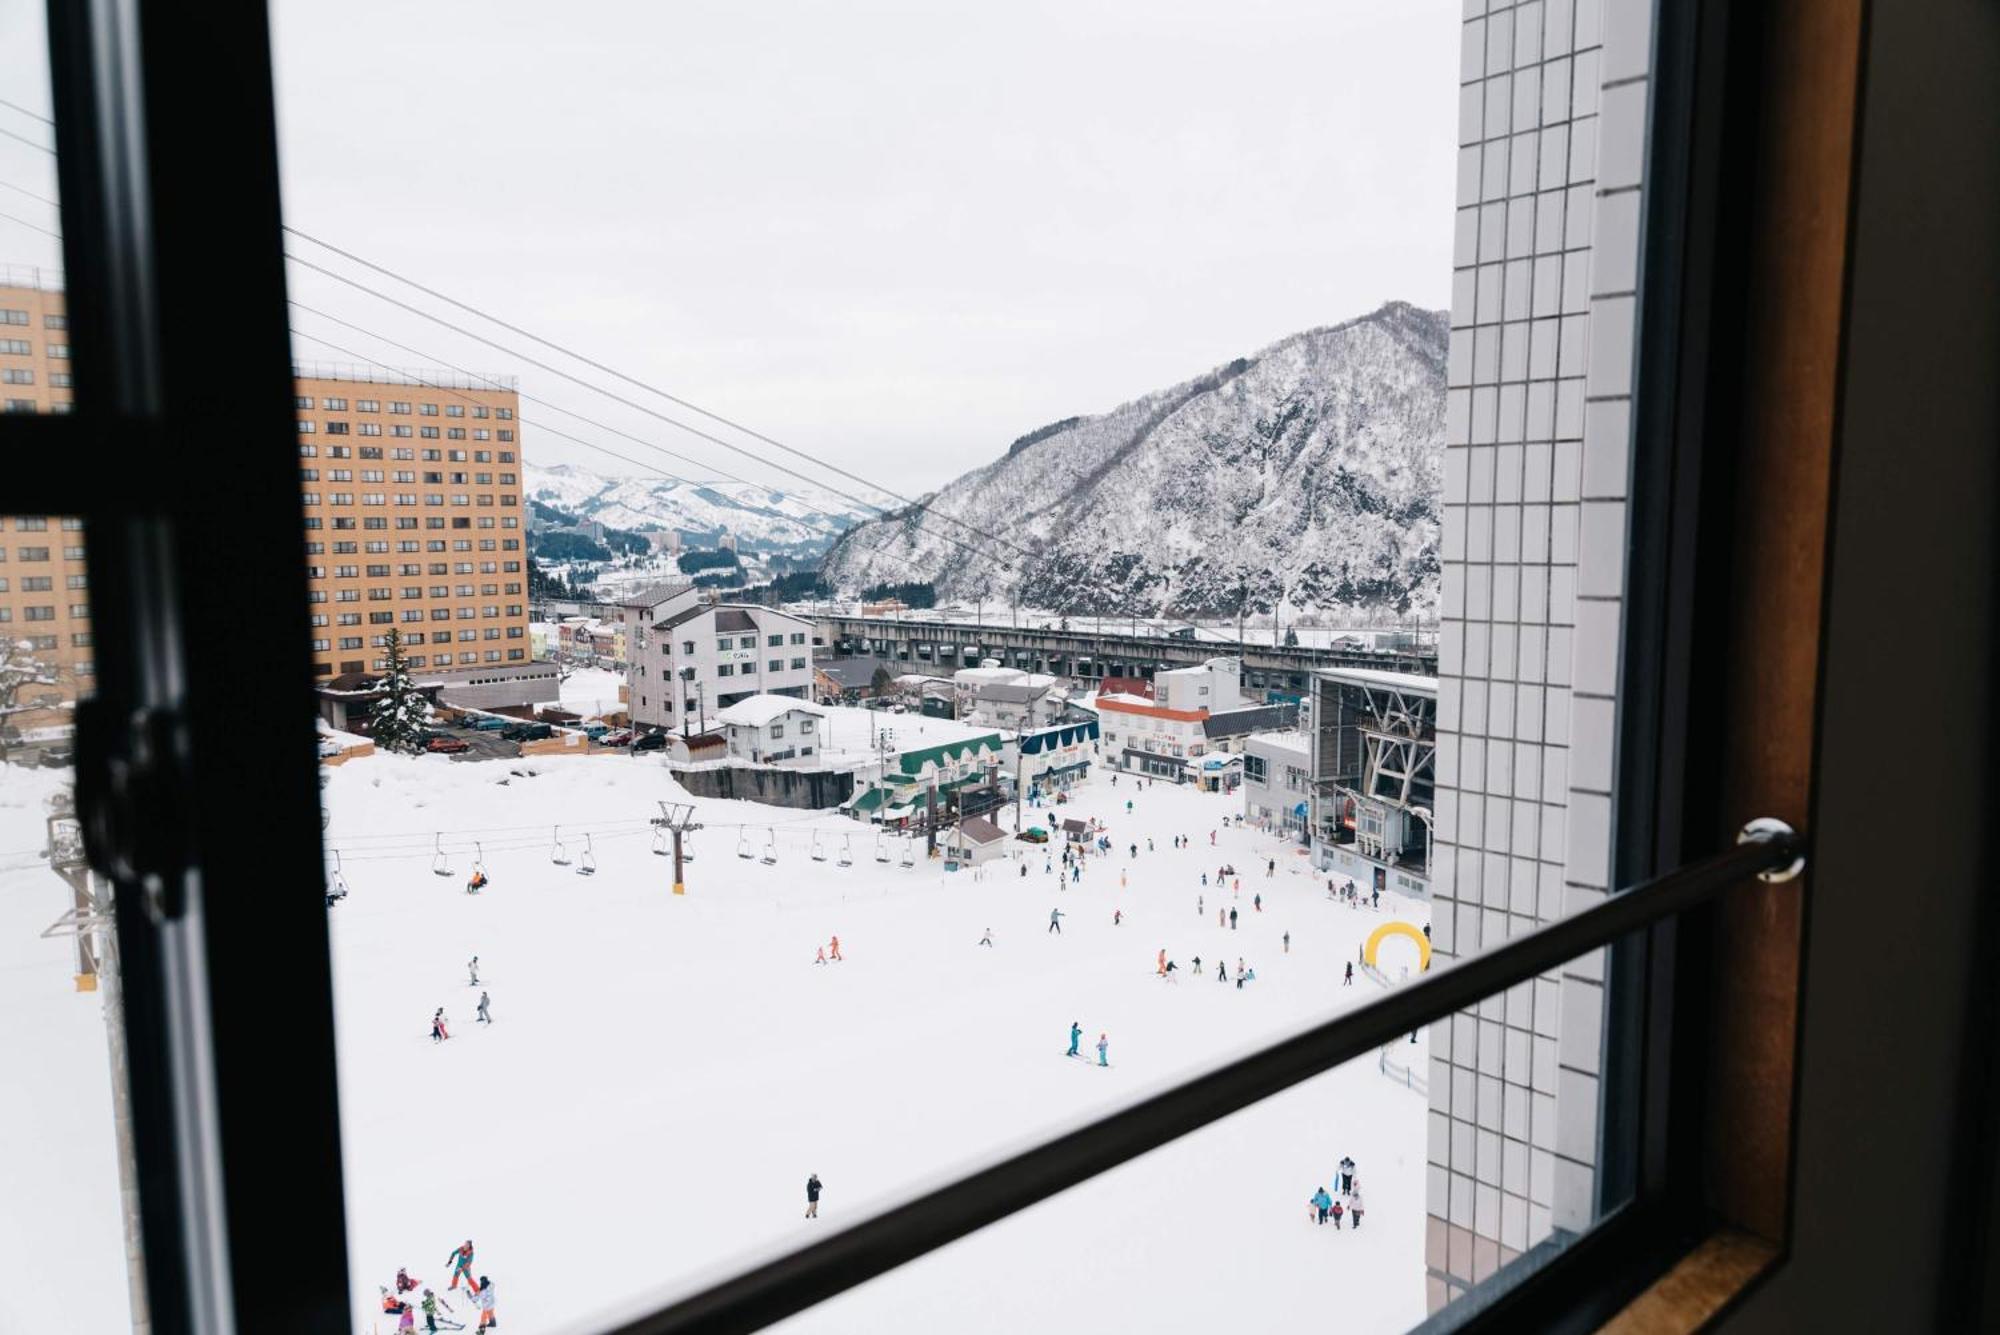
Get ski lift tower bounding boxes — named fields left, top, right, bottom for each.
left=655, top=801, right=703, bottom=896
left=41, top=788, right=151, bottom=1332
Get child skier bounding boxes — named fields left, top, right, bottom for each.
left=1330, top=1199, right=1345, bottom=1229
left=814, top=945, right=826, bottom=965
left=396, top=1267, right=420, bottom=1294
left=431, top=1009, right=450, bottom=1043
left=420, top=1288, right=459, bottom=1332
left=476, top=992, right=491, bottom=1025
left=1096, top=1033, right=1109, bottom=1066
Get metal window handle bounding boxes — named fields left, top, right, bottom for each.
left=75, top=698, right=195, bottom=922
left=1738, top=816, right=1805, bottom=882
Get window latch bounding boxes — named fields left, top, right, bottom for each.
left=74, top=698, right=197, bottom=922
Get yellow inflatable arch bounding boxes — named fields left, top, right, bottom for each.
left=1364, top=921, right=1432, bottom=973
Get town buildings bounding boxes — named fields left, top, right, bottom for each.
left=1242, top=730, right=1313, bottom=838
left=951, top=661, right=1066, bottom=729
left=618, top=581, right=814, bottom=732
left=714, top=694, right=825, bottom=766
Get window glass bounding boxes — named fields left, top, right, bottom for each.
left=0, top=10, right=69, bottom=416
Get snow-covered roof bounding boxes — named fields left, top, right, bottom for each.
left=715, top=694, right=825, bottom=728
left=1317, top=666, right=1438, bottom=696
left=1243, top=729, right=1313, bottom=761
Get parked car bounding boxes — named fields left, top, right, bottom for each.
left=38, top=746, right=74, bottom=770
left=468, top=716, right=512, bottom=732
left=425, top=735, right=471, bottom=754
left=501, top=722, right=553, bottom=742
left=631, top=731, right=667, bottom=753
left=600, top=730, right=633, bottom=747
left=581, top=722, right=610, bottom=739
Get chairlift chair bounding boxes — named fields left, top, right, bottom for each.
left=737, top=829, right=754, bottom=860
left=577, top=833, right=597, bottom=876
left=432, top=833, right=454, bottom=878
left=874, top=832, right=890, bottom=863
left=550, top=825, right=571, bottom=866
left=810, top=832, right=828, bottom=863
left=466, top=841, right=488, bottom=893
left=327, top=849, right=350, bottom=901
left=652, top=823, right=668, bottom=856
left=760, top=829, right=778, bottom=865
left=899, top=837, right=915, bottom=869
left=837, top=835, right=853, bottom=868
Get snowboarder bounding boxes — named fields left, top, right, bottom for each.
left=1349, top=1190, right=1365, bottom=1229
left=1311, top=1187, right=1333, bottom=1224
left=1049, top=907, right=1065, bottom=934
left=979, top=927, right=994, bottom=947
left=475, top=992, right=491, bottom=1025
left=467, top=956, right=479, bottom=986
left=806, top=1173, right=823, bottom=1219
left=1229, top=907, right=1238, bottom=930
left=1283, top=930, right=1290, bottom=952
left=473, top=1278, right=496, bottom=1330
left=1344, top=962, right=1354, bottom=986
left=431, top=1008, right=450, bottom=1043
left=1067, top=1021, right=1082, bottom=1057
left=445, top=1240, right=476, bottom=1292
left=829, top=935, right=842, bottom=961
left=1164, top=959, right=1178, bottom=977
left=1339, top=1156, right=1356, bottom=1194
left=1096, top=1033, right=1109, bottom=1067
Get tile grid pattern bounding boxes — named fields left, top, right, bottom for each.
left=1425, top=0, right=1654, bottom=1311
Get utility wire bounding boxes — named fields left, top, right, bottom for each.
left=0, top=96, right=53, bottom=126
left=287, top=320, right=950, bottom=581
left=0, top=178, right=58, bottom=207
left=0, top=207, right=60, bottom=239
left=279, top=268, right=1013, bottom=572
left=0, top=124, right=55, bottom=155
left=282, top=225, right=1031, bottom=560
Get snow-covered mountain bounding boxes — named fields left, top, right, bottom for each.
left=821, top=301, right=1446, bottom=617
left=525, top=463, right=877, bottom=553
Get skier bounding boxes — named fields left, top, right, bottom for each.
left=1198, top=894, right=1204, bottom=915
left=1218, top=907, right=1225, bottom=927
left=465, top=868, right=487, bottom=895
left=1267, top=858, right=1275, bottom=877
left=1209, top=830, right=1216, bottom=845
left=1130, top=843, right=1137, bottom=858
left=381, top=1290, right=417, bottom=1334
left=420, top=1289, right=459, bottom=1333
left=475, top=992, right=491, bottom=1025
left=1157, top=948, right=1167, bottom=976
left=1125, top=800, right=1133, bottom=815
left=1254, top=893, right=1262, bottom=913
left=1113, top=908, right=1123, bottom=926
left=1349, top=1190, right=1365, bottom=1229
left=1192, top=955, right=1202, bottom=975
left=1020, top=863, right=1028, bottom=879
left=1217, top=960, right=1229, bottom=984
left=806, top=1173, right=823, bottom=1219
left=1120, top=870, right=1128, bottom=891
left=979, top=927, right=994, bottom=947
left=1371, top=886, right=1380, bottom=909
left=1067, top=1020, right=1082, bottom=1057
left=467, top=956, right=479, bottom=986
left=473, top=1278, right=496, bottom=1331
left=1147, top=838, right=1154, bottom=852
left=1096, top=1033, right=1109, bottom=1067
left=814, top=945, right=827, bottom=965
left=1339, top=1156, right=1356, bottom=1194
left=1201, top=872, right=1208, bottom=887
left=1344, top=962, right=1354, bottom=985
left=431, top=1008, right=450, bottom=1043
left=445, top=1240, right=476, bottom=1292
left=829, top=935, right=842, bottom=961
left=1049, top=907, right=1065, bottom=934
left=1311, top=1186, right=1333, bottom=1225
left=1071, top=863, right=1080, bottom=883
left=1283, top=930, right=1291, bottom=953
left=1229, top=907, right=1238, bottom=930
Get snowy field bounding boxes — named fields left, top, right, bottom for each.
left=0, top=755, right=1432, bottom=1333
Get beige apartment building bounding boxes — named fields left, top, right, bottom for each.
left=2, top=278, right=534, bottom=709
left=292, top=369, right=530, bottom=678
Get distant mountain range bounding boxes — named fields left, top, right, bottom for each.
left=523, top=463, right=877, bottom=555
left=819, top=301, right=1447, bottom=617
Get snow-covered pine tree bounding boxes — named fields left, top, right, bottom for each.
left=370, top=627, right=432, bottom=754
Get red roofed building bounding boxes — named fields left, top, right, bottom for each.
left=1093, top=692, right=1214, bottom=781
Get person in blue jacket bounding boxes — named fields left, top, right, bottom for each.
left=1311, top=1186, right=1333, bottom=1224
left=1096, top=1032, right=1109, bottom=1067
left=445, top=1239, right=476, bottom=1293
left=1067, top=1021, right=1082, bottom=1057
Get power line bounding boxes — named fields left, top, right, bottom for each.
left=0, top=124, right=55, bottom=155
left=280, top=260, right=1012, bottom=572
left=282, top=225, right=1031, bottom=560
left=0, top=178, right=58, bottom=207
left=0, top=207, right=59, bottom=240
left=286, top=321, right=953, bottom=582
left=0, top=97, right=53, bottom=126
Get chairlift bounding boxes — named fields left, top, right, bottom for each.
left=432, top=833, right=454, bottom=878
left=737, top=829, right=754, bottom=860
left=837, top=835, right=853, bottom=868
left=652, top=822, right=668, bottom=856
left=874, top=831, right=890, bottom=863
left=899, top=837, right=915, bottom=869
left=466, top=841, right=488, bottom=893
left=810, top=832, right=828, bottom=863
left=327, top=849, right=350, bottom=901
left=577, top=833, right=597, bottom=876
left=760, top=829, right=778, bottom=866
left=550, top=825, right=571, bottom=866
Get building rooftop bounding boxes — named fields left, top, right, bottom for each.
left=1317, top=666, right=1439, bottom=696
left=715, top=694, right=824, bottom=728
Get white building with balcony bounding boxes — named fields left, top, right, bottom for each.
left=618, top=581, right=814, bottom=733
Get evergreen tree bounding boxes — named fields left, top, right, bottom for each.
left=370, top=627, right=432, bottom=754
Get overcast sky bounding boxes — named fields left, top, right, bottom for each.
left=5, top=1, right=1458, bottom=496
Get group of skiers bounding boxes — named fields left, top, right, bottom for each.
left=812, top=935, right=844, bottom=964
left=1307, top=1157, right=1366, bottom=1230
left=1065, top=1020, right=1110, bottom=1066
left=380, top=1241, right=496, bottom=1331
left=429, top=957, right=492, bottom=1042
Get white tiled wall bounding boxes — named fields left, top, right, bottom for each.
left=1427, top=0, right=1654, bottom=1311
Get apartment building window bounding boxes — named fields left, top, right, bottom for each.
left=767, top=659, right=781, bottom=673
left=791, top=657, right=807, bottom=670
left=390, top=424, right=412, bottom=437
left=3, top=399, right=37, bottom=412
left=389, top=401, right=411, bottom=414
left=18, top=546, right=48, bottom=561
left=356, top=399, right=380, bottom=412
left=328, top=445, right=349, bottom=458
left=324, top=421, right=348, bottom=435
left=0, top=338, right=31, bottom=354
left=447, top=428, right=466, bottom=440
left=47, top=344, right=69, bottom=358
left=790, top=632, right=806, bottom=645
left=717, top=664, right=734, bottom=677
left=297, top=420, right=315, bottom=434
left=322, top=396, right=347, bottom=410
left=41, top=313, right=65, bottom=329
left=3, top=369, right=35, bottom=385
left=0, top=309, right=25, bottom=325
left=420, top=426, right=439, bottom=438
left=357, top=423, right=381, bottom=436
left=21, top=575, right=51, bottom=591
left=420, top=403, right=438, bottom=416
left=498, top=430, right=514, bottom=442
left=445, top=404, right=464, bottom=417
left=25, top=606, right=56, bottom=621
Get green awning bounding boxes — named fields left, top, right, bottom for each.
left=847, top=787, right=887, bottom=813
